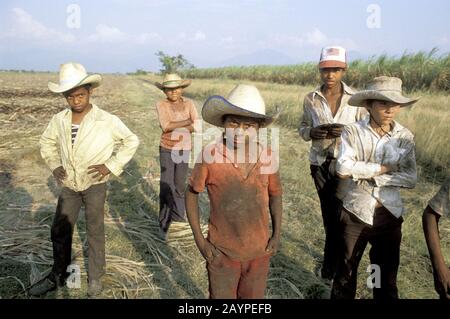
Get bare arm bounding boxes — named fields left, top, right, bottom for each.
left=162, top=119, right=193, bottom=133
left=266, top=194, right=282, bottom=255
left=185, top=186, right=218, bottom=260
left=423, top=206, right=450, bottom=298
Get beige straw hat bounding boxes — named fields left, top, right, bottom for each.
left=155, top=73, right=191, bottom=90
left=202, top=84, right=280, bottom=128
left=48, top=62, right=102, bottom=93
left=349, top=76, right=419, bottom=107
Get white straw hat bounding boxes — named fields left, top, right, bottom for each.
left=48, top=62, right=102, bottom=93
left=202, top=84, right=280, bottom=127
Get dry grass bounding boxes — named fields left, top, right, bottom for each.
left=0, top=72, right=448, bottom=299
left=144, top=74, right=449, bottom=299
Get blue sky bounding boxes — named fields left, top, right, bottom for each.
left=0, top=0, right=449, bottom=72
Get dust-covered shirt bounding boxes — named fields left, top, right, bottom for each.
left=299, top=82, right=368, bottom=166
left=189, top=141, right=282, bottom=261
left=336, top=117, right=417, bottom=225
left=428, top=177, right=450, bottom=217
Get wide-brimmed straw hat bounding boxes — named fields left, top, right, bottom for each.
left=348, top=76, right=419, bottom=107
left=48, top=62, right=102, bottom=93
left=155, top=73, right=191, bottom=90
left=202, top=84, right=280, bottom=128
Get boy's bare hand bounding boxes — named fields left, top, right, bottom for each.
left=198, top=238, right=219, bottom=261
left=434, top=267, right=450, bottom=299
left=328, top=127, right=344, bottom=137
left=310, top=127, right=328, bottom=139
left=265, top=236, right=280, bottom=255
left=88, top=164, right=111, bottom=181
left=53, top=166, right=67, bottom=183
left=380, top=164, right=399, bottom=175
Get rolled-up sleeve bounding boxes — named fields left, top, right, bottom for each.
left=428, top=178, right=450, bottom=217
left=298, top=96, right=313, bottom=141
left=40, top=115, right=62, bottom=172
left=104, top=116, right=139, bottom=176
left=189, top=100, right=200, bottom=133
left=336, top=128, right=381, bottom=180
left=189, top=162, right=208, bottom=193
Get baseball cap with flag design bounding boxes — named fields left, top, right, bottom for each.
left=319, top=46, right=347, bottom=69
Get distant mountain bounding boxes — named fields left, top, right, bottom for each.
left=214, top=50, right=297, bottom=67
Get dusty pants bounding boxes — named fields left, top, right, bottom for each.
left=207, top=252, right=271, bottom=299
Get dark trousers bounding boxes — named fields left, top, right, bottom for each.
left=51, top=183, right=107, bottom=281
left=331, top=207, right=403, bottom=299
left=207, top=253, right=271, bottom=299
left=310, top=160, right=342, bottom=280
left=159, top=147, right=189, bottom=232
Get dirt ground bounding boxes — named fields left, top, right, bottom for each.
left=0, top=72, right=447, bottom=299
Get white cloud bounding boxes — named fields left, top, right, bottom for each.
left=305, top=28, right=328, bottom=46
left=4, top=8, right=75, bottom=43
left=87, top=24, right=127, bottom=43
left=3, top=8, right=163, bottom=47
left=194, top=31, right=206, bottom=41
left=176, top=31, right=206, bottom=42
left=87, top=24, right=164, bottom=45
left=135, top=32, right=162, bottom=44
left=265, top=28, right=357, bottom=51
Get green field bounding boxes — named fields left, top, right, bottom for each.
left=180, top=50, right=450, bottom=92
left=0, top=72, right=448, bottom=299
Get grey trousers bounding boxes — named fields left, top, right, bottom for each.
left=51, top=183, right=107, bottom=281
left=159, top=147, right=190, bottom=232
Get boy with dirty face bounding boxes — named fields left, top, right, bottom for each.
left=185, top=84, right=282, bottom=299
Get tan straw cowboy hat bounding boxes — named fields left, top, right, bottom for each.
left=349, top=76, right=419, bottom=107
left=202, top=84, right=280, bottom=128
left=48, top=62, right=102, bottom=93
left=155, top=73, right=192, bottom=90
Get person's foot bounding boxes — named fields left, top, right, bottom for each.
left=159, top=227, right=169, bottom=241
left=29, top=273, right=65, bottom=297
left=87, top=279, right=103, bottom=297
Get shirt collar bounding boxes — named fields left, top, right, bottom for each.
left=313, top=81, right=355, bottom=100
left=165, top=96, right=185, bottom=104
left=62, top=104, right=101, bottom=121
left=215, top=138, right=264, bottom=165
left=363, top=116, right=404, bottom=137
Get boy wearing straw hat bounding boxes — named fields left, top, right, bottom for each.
left=331, top=76, right=418, bottom=299
left=31, top=62, right=139, bottom=297
left=423, top=176, right=450, bottom=299
left=299, top=46, right=367, bottom=281
left=155, top=74, right=199, bottom=239
left=185, top=84, right=282, bottom=299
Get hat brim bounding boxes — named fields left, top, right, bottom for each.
left=48, top=74, right=102, bottom=93
left=155, top=80, right=191, bottom=90
left=202, top=95, right=279, bottom=128
left=348, top=90, right=420, bottom=107
left=319, top=61, right=347, bottom=69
